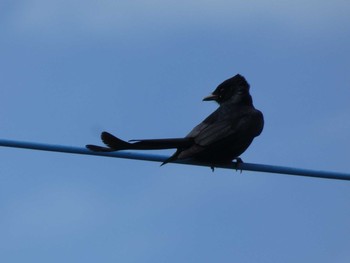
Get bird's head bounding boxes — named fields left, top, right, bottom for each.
left=203, top=74, right=252, bottom=105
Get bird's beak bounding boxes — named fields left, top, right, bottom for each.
left=203, top=93, right=218, bottom=101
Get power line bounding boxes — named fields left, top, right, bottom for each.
left=0, top=138, right=349, bottom=181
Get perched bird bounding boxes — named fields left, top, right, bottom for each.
left=86, top=74, right=264, bottom=167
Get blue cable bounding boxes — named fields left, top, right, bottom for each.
left=0, top=138, right=349, bottom=181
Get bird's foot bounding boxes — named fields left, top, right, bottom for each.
left=233, top=158, right=243, bottom=173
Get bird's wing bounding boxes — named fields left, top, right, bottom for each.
left=185, top=109, right=221, bottom=139
left=187, top=108, right=263, bottom=147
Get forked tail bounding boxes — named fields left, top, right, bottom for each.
left=86, top=131, right=193, bottom=152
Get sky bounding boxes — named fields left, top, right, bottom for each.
left=1, top=0, right=350, bottom=262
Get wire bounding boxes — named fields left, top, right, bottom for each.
left=0, top=138, right=349, bottom=181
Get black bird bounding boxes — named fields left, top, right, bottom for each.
left=86, top=74, right=264, bottom=167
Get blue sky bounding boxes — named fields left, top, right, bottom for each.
left=1, top=1, right=350, bottom=262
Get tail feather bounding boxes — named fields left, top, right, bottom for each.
left=161, top=150, right=181, bottom=166
left=85, top=144, right=114, bottom=152
left=86, top=132, right=132, bottom=152
left=129, top=138, right=193, bottom=149
left=101, top=131, right=132, bottom=150
left=86, top=131, right=194, bottom=153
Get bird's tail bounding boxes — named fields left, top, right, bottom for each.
left=86, top=131, right=193, bottom=152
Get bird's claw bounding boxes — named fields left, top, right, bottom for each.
left=234, top=158, right=243, bottom=173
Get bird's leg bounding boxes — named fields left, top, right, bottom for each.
left=211, top=166, right=215, bottom=172
left=233, top=157, right=243, bottom=173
